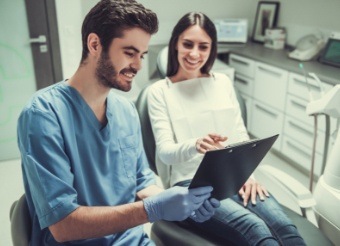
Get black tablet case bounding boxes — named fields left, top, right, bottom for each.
left=189, top=134, right=279, bottom=200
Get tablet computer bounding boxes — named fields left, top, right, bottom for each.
left=188, top=134, right=279, bottom=200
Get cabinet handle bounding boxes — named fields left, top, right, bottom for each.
left=235, top=76, right=248, bottom=85
left=288, top=121, right=313, bottom=136
left=230, top=57, right=249, bottom=66
left=286, top=140, right=311, bottom=159
left=293, top=78, right=319, bottom=91
left=290, top=99, right=306, bottom=110
left=255, top=104, right=278, bottom=118
left=258, top=66, right=282, bottom=78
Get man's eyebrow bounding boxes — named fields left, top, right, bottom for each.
left=123, top=46, right=148, bottom=55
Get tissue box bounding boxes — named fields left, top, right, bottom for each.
left=264, top=28, right=286, bottom=50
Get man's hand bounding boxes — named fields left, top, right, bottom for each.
left=143, top=186, right=213, bottom=222
left=190, top=198, right=220, bottom=222
left=196, top=133, right=228, bottom=154
left=239, top=178, right=270, bottom=206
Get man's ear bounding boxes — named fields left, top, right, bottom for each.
left=87, top=33, right=101, bottom=57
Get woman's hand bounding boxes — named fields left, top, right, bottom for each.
left=238, top=178, right=270, bottom=206
left=195, top=133, right=228, bottom=154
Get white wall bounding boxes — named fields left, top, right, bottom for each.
left=56, top=0, right=340, bottom=78
left=0, top=0, right=37, bottom=160
left=55, top=0, right=83, bottom=78
left=138, top=0, right=256, bottom=44
left=81, top=0, right=256, bottom=45
left=260, top=0, right=340, bottom=45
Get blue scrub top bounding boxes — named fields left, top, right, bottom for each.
left=17, top=81, right=155, bottom=245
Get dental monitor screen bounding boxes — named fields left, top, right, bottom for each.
left=319, top=38, right=340, bottom=68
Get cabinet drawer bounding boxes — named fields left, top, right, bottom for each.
left=250, top=100, right=283, bottom=151
left=288, top=72, right=333, bottom=101
left=282, top=136, right=323, bottom=176
left=212, top=59, right=235, bottom=81
left=284, top=116, right=325, bottom=155
left=229, top=54, right=255, bottom=78
left=234, top=74, right=254, bottom=97
left=254, top=62, right=288, bottom=111
left=239, top=92, right=252, bottom=130
left=285, top=94, right=327, bottom=130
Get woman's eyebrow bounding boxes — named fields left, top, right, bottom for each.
left=182, top=39, right=210, bottom=45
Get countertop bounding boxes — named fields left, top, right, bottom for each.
left=222, top=42, right=340, bottom=86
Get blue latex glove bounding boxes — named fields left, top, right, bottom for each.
left=143, top=186, right=213, bottom=222
left=189, top=198, right=220, bottom=222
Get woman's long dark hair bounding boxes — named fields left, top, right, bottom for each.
left=167, top=12, right=217, bottom=77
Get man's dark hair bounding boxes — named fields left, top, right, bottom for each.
left=80, top=0, right=158, bottom=63
left=167, top=12, right=217, bottom=77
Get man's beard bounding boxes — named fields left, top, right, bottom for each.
left=95, top=50, right=136, bottom=92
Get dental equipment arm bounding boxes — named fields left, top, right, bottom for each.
left=306, top=85, right=340, bottom=117
left=255, top=165, right=318, bottom=226
left=306, top=84, right=340, bottom=189
left=305, top=84, right=340, bottom=237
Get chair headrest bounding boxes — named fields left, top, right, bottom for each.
left=156, top=46, right=168, bottom=78
left=135, top=86, right=157, bottom=174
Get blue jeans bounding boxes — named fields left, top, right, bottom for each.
left=176, top=180, right=306, bottom=246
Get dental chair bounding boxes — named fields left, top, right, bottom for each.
left=133, top=45, right=333, bottom=245
left=10, top=194, right=31, bottom=246
left=9, top=50, right=333, bottom=246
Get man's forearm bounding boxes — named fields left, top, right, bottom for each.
left=137, top=184, right=164, bottom=199
left=49, top=201, right=148, bottom=243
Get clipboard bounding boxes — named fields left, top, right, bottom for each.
left=188, top=134, right=279, bottom=200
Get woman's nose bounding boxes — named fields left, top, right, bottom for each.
left=189, top=47, right=199, bottom=58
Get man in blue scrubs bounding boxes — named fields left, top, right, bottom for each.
left=17, top=0, right=220, bottom=245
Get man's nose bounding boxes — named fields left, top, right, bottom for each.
left=132, top=57, right=142, bottom=71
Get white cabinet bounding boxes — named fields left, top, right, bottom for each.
left=250, top=62, right=288, bottom=151
left=239, top=93, right=253, bottom=130
left=250, top=62, right=287, bottom=150
left=286, top=73, right=336, bottom=132
left=251, top=101, right=284, bottom=150
left=230, top=54, right=285, bottom=150
left=229, top=54, right=255, bottom=130
left=284, top=115, right=325, bottom=154
left=254, top=62, right=288, bottom=111
left=229, top=54, right=255, bottom=78
left=281, top=136, right=323, bottom=176
left=229, top=54, right=255, bottom=98
left=229, top=53, right=334, bottom=177
left=212, top=59, right=235, bottom=81
left=286, top=94, right=321, bottom=127
left=288, top=72, right=333, bottom=102
left=284, top=72, right=335, bottom=176
left=234, top=73, right=254, bottom=96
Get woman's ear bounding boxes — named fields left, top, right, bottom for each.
left=87, top=33, right=101, bottom=57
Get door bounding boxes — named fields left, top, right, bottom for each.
left=0, top=0, right=62, bottom=161
left=25, top=0, right=62, bottom=89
